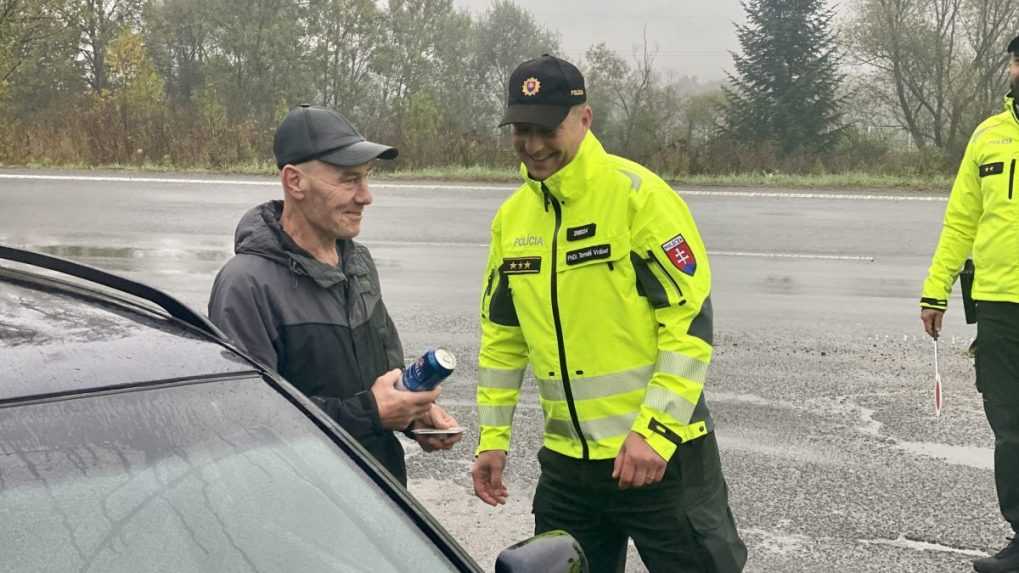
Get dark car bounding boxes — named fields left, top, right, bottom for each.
left=0, top=246, right=586, bottom=573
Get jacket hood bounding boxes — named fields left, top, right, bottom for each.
left=233, top=200, right=360, bottom=288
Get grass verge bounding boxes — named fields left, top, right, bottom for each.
left=675, top=172, right=952, bottom=191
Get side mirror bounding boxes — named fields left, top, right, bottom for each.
left=495, top=530, right=588, bottom=573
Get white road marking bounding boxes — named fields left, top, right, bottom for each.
left=0, top=173, right=948, bottom=201
left=365, top=240, right=875, bottom=261
left=0, top=173, right=278, bottom=186
left=0, top=173, right=513, bottom=191
left=680, top=189, right=947, bottom=202
left=714, top=250, right=875, bottom=262
left=859, top=535, right=988, bottom=557
left=363, top=240, right=489, bottom=248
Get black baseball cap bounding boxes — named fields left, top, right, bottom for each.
left=1009, top=34, right=1019, bottom=54
left=273, top=104, right=397, bottom=169
left=499, top=54, right=587, bottom=129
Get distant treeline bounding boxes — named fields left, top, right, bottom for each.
left=0, top=0, right=1016, bottom=176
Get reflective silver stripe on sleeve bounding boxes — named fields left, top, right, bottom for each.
left=643, top=386, right=697, bottom=425
left=656, top=351, right=709, bottom=384
left=536, top=365, right=653, bottom=402
left=546, top=413, right=638, bottom=442
left=479, top=367, right=526, bottom=389
left=478, top=404, right=516, bottom=427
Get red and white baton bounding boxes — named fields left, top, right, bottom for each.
left=932, top=337, right=943, bottom=417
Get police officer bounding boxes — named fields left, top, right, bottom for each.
left=921, top=36, right=1019, bottom=573
left=470, top=55, right=747, bottom=573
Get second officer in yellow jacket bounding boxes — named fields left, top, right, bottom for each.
left=920, top=35, right=1019, bottom=573
left=470, top=54, right=746, bottom=573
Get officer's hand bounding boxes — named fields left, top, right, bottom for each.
left=471, top=450, right=508, bottom=506
left=921, top=308, right=945, bottom=339
left=612, top=432, right=667, bottom=490
left=411, top=403, right=463, bottom=452
left=371, top=369, right=441, bottom=430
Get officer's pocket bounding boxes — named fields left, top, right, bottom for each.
left=679, top=434, right=748, bottom=572
left=685, top=482, right=748, bottom=572
left=979, top=159, right=1016, bottom=202
left=488, top=269, right=519, bottom=326
left=488, top=248, right=544, bottom=326
left=555, top=234, right=647, bottom=336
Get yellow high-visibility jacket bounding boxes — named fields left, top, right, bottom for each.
left=923, top=94, right=1019, bottom=310
left=476, top=132, right=714, bottom=462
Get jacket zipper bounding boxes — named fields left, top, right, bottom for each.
left=484, top=269, right=495, bottom=297
left=1010, top=159, right=1015, bottom=200
left=543, top=184, right=589, bottom=460
left=647, top=250, right=685, bottom=300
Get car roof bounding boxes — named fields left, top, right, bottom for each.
left=0, top=251, right=257, bottom=402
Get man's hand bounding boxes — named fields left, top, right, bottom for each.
left=411, top=403, right=463, bottom=452
left=471, top=450, right=508, bottom=506
left=921, top=308, right=945, bottom=339
left=612, top=432, right=667, bottom=489
left=371, top=369, right=440, bottom=430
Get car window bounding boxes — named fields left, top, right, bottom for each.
left=0, top=376, right=461, bottom=573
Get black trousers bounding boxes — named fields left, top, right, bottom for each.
left=532, top=433, right=747, bottom=573
left=975, top=301, right=1019, bottom=533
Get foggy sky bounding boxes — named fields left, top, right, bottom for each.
left=453, top=0, right=748, bottom=83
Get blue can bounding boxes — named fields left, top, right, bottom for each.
left=399, top=348, right=456, bottom=391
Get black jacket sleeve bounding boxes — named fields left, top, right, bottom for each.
left=310, top=392, right=384, bottom=437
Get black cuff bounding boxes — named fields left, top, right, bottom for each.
left=648, top=417, right=685, bottom=447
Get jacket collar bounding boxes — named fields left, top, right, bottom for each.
left=1006, top=92, right=1019, bottom=124
left=520, top=131, right=607, bottom=202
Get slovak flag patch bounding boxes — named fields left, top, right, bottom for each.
left=661, top=234, right=697, bottom=276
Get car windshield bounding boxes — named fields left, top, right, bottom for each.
left=0, top=376, right=461, bottom=573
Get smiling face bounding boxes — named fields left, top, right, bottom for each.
left=510, top=104, right=592, bottom=181
left=287, top=160, right=374, bottom=241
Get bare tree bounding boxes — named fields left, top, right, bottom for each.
left=846, top=0, right=1019, bottom=155
left=584, top=31, right=686, bottom=166
left=306, top=0, right=383, bottom=116
left=56, top=0, right=145, bottom=94
left=0, top=0, right=63, bottom=90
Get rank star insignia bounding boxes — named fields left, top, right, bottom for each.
left=501, top=256, right=542, bottom=274
left=522, top=77, right=541, bottom=96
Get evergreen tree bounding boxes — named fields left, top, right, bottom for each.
left=723, top=0, right=845, bottom=156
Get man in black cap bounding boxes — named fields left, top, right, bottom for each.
left=922, top=36, right=1019, bottom=573
left=209, top=105, right=460, bottom=486
left=471, top=56, right=746, bottom=572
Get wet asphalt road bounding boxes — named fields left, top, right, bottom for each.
left=0, top=170, right=1005, bottom=572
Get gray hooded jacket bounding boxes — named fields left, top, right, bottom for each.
left=209, top=200, right=408, bottom=483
